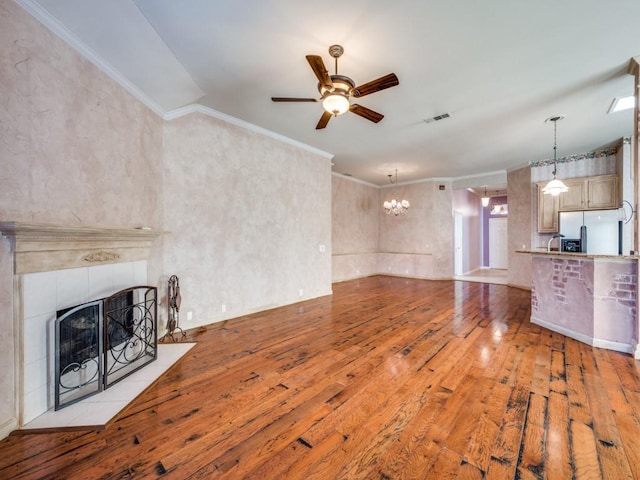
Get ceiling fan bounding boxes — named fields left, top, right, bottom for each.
left=271, top=45, right=399, bottom=130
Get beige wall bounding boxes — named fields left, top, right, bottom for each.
left=0, top=0, right=332, bottom=436
left=507, top=166, right=533, bottom=289
left=0, top=0, right=164, bottom=437
left=332, top=175, right=379, bottom=282
left=379, top=179, right=454, bottom=279
left=162, top=113, right=332, bottom=327
left=0, top=1, right=164, bottom=228
left=333, top=177, right=454, bottom=281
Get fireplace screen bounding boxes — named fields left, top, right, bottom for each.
left=55, top=286, right=157, bottom=410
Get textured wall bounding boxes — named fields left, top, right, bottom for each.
left=0, top=0, right=163, bottom=437
left=508, top=167, right=533, bottom=289
left=531, top=256, right=637, bottom=351
left=532, top=257, right=595, bottom=337
left=162, top=113, right=332, bottom=327
left=333, top=177, right=455, bottom=281
left=378, top=179, right=453, bottom=279
left=0, top=0, right=164, bottom=228
left=332, top=175, right=379, bottom=282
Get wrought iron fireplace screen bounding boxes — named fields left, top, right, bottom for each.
left=55, top=286, right=157, bottom=410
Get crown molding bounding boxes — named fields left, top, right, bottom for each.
left=17, top=0, right=334, bottom=161
left=331, top=172, right=379, bottom=187
left=164, top=104, right=334, bottom=160
left=15, top=0, right=166, bottom=117
left=452, top=170, right=507, bottom=182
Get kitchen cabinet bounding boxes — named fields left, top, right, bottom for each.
left=559, top=174, right=619, bottom=211
left=587, top=175, right=619, bottom=209
left=537, top=174, right=619, bottom=233
left=557, top=178, right=585, bottom=210
left=537, top=183, right=560, bottom=233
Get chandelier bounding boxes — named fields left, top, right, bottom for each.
left=542, top=115, right=569, bottom=196
left=383, top=169, right=410, bottom=215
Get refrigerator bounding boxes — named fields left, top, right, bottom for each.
left=559, top=209, right=621, bottom=255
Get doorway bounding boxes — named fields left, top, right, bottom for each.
left=488, top=217, right=508, bottom=269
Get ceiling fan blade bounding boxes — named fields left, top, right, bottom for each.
left=306, top=55, right=334, bottom=90
left=350, top=104, right=384, bottom=123
left=271, top=97, right=319, bottom=102
left=316, top=111, right=332, bottom=129
left=352, top=73, right=399, bottom=98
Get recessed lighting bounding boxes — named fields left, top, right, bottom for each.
left=608, top=95, right=635, bottom=114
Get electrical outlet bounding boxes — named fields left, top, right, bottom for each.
left=299, top=289, right=304, bottom=297
left=319, top=244, right=326, bottom=252
left=187, top=311, right=193, bottom=321
left=221, top=304, right=226, bottom=313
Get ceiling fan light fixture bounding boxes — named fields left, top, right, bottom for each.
left=322, top=93, right=350, bottom=116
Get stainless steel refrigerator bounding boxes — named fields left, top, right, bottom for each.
left=559, top=209, right=621, bottom=255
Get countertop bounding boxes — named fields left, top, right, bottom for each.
left=515, top=249, right=640, bottom=260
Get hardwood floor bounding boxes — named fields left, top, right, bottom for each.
left=1, top=275, right=640, bottom=479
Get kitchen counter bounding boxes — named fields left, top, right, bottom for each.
left=516, top=249, right=640, bottom=260
left=517, top=250, right=638, bottom=356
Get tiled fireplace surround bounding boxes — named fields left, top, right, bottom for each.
left=0, top=222, right=161, bottom=427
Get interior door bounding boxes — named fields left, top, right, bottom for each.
left=489, top=217, right=508, bottom=269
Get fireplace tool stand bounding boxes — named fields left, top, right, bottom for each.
left=160, top=275, right=187, bottom=342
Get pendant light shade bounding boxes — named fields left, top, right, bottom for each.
left=481, top=188, right=490, bottom=207
left=542, top=116, right=568, bottom=196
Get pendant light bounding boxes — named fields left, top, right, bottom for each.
left=542, top=116, right=569, bottom=196
left=481, top=188, right=490, bottom=207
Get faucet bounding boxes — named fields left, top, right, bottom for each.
left=547, top=234, right=565, bottom=252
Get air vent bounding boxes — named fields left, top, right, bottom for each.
left=424, top=113, right=451, bottom=124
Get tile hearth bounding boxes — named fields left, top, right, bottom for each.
left=20, top=343, right=195, bottom=432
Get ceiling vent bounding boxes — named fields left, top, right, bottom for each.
left=424, top=113, right=451, bottom=124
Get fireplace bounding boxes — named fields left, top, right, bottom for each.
left=0, top=222, right=163, bottom=430
left=55, top=286, right=157, bottom=410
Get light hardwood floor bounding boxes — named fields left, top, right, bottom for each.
left=1, top=275, right=639, bottom=479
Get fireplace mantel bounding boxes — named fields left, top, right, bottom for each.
left=0, top=222, right=165, bottom=274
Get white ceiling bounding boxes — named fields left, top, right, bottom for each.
left=25, top=0, right=640, bottom=186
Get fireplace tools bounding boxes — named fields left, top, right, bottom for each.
left=160, top=275, right=187, bottom=342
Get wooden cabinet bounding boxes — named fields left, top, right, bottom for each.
left=537, top=183, right=560, bottom=233
left=537, top=174, right=619, bottom=233
left=558, top=179, right=585, bottom=210
left=559, top=175, right=619, bottom=211
left=587, top=175, right=619, bottom=209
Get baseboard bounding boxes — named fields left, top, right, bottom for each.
left=532, top=316, right=633, bottom=354
left=0, top=416, right=18, bottom=441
